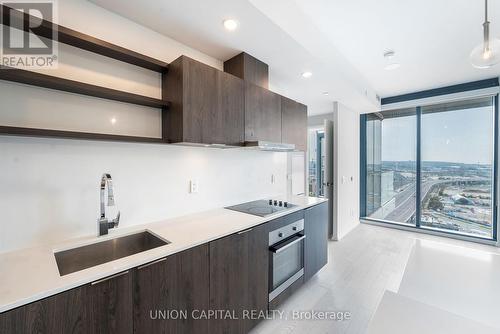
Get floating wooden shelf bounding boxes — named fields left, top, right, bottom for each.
left=0, top=66, right=169, bottom=109
left=0, top=126, right=165, bottom=144
left=0, top=5, right=169, bottom=72
left=0, top=5, right=172, bottom=143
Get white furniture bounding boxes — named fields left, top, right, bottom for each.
left=398, top=239, right=500, bottom=329
left=367, top=291, right=497, bottom=334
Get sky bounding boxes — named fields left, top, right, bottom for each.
left=381, top=106, right=494, bottom=164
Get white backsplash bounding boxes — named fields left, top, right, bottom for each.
left=0, top=137, right=287, bottom=253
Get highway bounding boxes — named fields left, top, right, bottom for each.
left=383, top=180, right=448, bottom=223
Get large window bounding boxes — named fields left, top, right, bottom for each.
left=361, top=94, right=498, bottom=241
left=365, top=109, right=416, bottom=225
left=420, top=98, right=495, bottom=238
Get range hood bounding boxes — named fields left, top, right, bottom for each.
left=172, top=141, right=296, bottom=151
left=244, top=141, right=296, bottom=151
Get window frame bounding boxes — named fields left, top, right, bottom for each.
left=360, top=79, right=499, bottom=243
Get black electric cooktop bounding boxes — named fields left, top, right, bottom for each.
left=225, top=199, right=296, bottom=217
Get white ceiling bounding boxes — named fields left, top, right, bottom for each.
left=90, top=0, right=500, bottom=114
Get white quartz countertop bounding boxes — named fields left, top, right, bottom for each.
left=0, top=196, right=326, bottom=313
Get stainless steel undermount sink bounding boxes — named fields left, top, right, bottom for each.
left=54, top=231, right=169, bottom=276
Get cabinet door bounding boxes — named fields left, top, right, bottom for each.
left=183, top=56, right=218, bottom=143
left=304, top=202, right=328, bottom=280
left=281, top=97, right=307, bottom=151
left=133, top=244, right=209, bottom=334
left=245, top=83, right=282, bottom=143
left=0, top=271, right=132, bottom=334
left=201, top=71, right=244, bottom=145
left=0, top=287, right=85, bottom=334
left=87, top=271, right=133, bottom=334
left=209, top=225, right=268, bottom=334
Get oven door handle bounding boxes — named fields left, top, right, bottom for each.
left=270, top=235, right=306, bottom=254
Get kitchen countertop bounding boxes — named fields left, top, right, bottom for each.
left=0, top=195, right=326, bottom=313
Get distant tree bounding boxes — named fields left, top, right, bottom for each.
left=428, top=196, right=444, bottom=211
left=438, top=188, right=444, bottom=196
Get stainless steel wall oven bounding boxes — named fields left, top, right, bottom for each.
left=268, top=218, right=305, bottom=302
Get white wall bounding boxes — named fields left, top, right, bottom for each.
left=332, top=102, right=360, bottom=240
left=0, top=0, right=288, bottom=253
left=307, top=103, right=360, bottom=240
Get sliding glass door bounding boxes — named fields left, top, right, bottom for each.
left=420, top=97, right=495, bottom=238
left=361, top=95, right=498, bottom=241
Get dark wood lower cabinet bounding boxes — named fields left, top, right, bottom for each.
left=0, top=270, right=132, bottom=334
left=304, top=202, right=329, bottom=280
left=209, top=224, right=269, bottom=334
left=1, top=204, right=329, bottom=334
left=133, top=244, right=209, bottom=334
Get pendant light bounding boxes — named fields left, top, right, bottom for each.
left=470, top=0, right=500, bottom=69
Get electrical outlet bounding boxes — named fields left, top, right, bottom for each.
left=189, top=180, right=199, bottom=193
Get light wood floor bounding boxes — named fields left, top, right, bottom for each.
left=250, top=223, right=500, bottom=334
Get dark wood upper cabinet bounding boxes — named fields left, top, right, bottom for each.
left=304, top=202, right=329, bottom=281
left=224, top=52, right=269, bottom=89
left=0, top=271, right=132, bottom=334
left=244, top=82, right=282, bottom=143
left=209, top=224, right=269, bottom=334
left=163, top=55, right=244, bottom=145
left=133, top=244, right=209, bottom=334
left=204, top=71, right=244, bottom=145
left=281, top=96, right=308, bottom=151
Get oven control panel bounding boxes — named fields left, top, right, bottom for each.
left=268, top=219, right=304, bottom=246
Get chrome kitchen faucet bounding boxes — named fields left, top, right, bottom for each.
left=98, top=173, right=120, bottom=236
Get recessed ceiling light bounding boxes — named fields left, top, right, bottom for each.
left=384, top=63, right=401, bottom=71
left=110, top=117, right=117, bottom=125
left=302, top=71, right=312, bottom=78
left=322, top=92, right=329, bottom=96
left=223, top=19, right=238, bottom=31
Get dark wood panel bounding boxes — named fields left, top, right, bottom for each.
left=224, top=52, right=269, bottom=89
left=0, top=287, right=85, bottom=334
left=244, top=82, right=282, bottom=143
left=243, top=53, right=269, bottom=89
left=183, top=57, right=217, bottom=143
left=209, top=224, right=269, bottom=334
left=0, top=271, right=132, bottom=334
left=223, top=53, right=245, bottom=81
left=202, top=71, right=244, bottom=145
left=281, top=97, right=308, bottom=151
left=304, top=202, right=329, bottom=280
left=163, top=55, right=244, bottom=145
left=162, top=56, right=185, bottom=143
left=1, top=5, right=168, bottom=72
left=0, top=126, right=164, bottom=144
left=87, top=271, right=133, bottom=334
left=0, top=67, right=168, bottom=108
left=133, top=245, right=209, bottom=334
